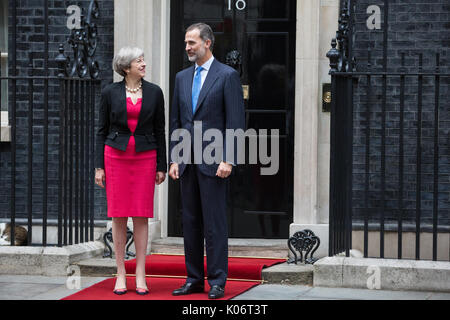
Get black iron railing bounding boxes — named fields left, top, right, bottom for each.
left=327, top=0, right=449, bottom=261
left=2, top=0, right=101, bottom=247
left=0, top=59, right=100, bottom=247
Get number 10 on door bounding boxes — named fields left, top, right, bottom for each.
left=228, top=0, right=247, bottom=11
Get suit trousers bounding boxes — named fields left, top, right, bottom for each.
left=180, top=164, right=228, bottom=288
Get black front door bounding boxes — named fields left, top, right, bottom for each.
left=168, top=0, right=296, bottom=239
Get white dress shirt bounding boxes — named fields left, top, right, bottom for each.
left=194, top=55, right=215, bottom=89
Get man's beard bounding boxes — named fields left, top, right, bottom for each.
left=188, top=46, right=206, bottom=63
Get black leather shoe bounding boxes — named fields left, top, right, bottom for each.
left=208, top=285, right=225, bottom=299
left=172, top=282, right=204, bottom=296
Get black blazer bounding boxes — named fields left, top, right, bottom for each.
left=95, top=79, right=167, bottom=172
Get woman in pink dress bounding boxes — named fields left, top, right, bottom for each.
left=94, top=47, right=166, bottom=295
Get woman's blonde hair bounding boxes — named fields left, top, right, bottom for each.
left=112, top=47, right=144, bottom=77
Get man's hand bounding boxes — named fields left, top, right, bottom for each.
left=95, top=169, right=106, bottom=188
left=156, top=171, right=166, bottom=185
left=216, top=162, right=232, bottom=179
left=169, top=163, right=179, bottom=180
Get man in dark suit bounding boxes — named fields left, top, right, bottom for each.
left=169, top=23, right=245, bottom=299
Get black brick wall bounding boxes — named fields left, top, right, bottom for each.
left=351, top=0, right=450, bottom=228
left=1, top=0, right=113, bottom=222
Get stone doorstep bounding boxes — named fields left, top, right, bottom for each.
left=0, top=241, right=105, bottom=276
left=313, top=256, right=450, bottom=293
left=151, top=237, right=290, bottom=259
left=262, top=263, right=314, bottom=286
left=76, top=258, right=315, bottom=286
left=76, top=237, right=314, bottom=284
left=76, top=258, right=118, bottom=277
left=77, top=237, right=292, bottom=279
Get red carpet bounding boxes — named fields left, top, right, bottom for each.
left=62, top=254, right=285, bottom=300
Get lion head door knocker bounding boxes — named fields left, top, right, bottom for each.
left=103, top=227, right=136, bottom=259
left=287, top=229, right=320, bottom=265
left=225, top=50, right=249, bottom=100
left=225, top=50, right=242, bottom=77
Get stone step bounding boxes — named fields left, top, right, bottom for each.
left=262, top=262, right=314, bottom=286
left=0, top=241, right=105, bottom=276
left=313, top=257, right=450, bottom=293
left=76, top=253, right=450, bottom=291
left=76, top=257, right=118, bottom=277
left=76, top=257, right=314, bottom=286
left=76, top=237, right=315, bottom=285
left=151, top=237, right=289, bottom=259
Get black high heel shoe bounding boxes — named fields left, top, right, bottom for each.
left=113, top=288, right=128, bottom=295
left=113, top=276, right=128, bottom=295
left=135, top=287, right=149, bottom=295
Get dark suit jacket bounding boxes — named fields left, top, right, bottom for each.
left=169, top=59, right=245, bottom=177
left=95, top=79, right=167, bottom=172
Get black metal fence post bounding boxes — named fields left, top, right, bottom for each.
left=432, top=53, right=440, bottom=262
left=327, top=0, right=355, bottom=257
left=10, top=0, right=17, bottom=247
left=42, top=0, right=49, bottom=247
left=398, top=52, right=406, bottom=260
left=416, top=54, right=423, bottom=260
left=56, top=44, right=68, bottom=248
left=89, top=82, right=96, bottom=241
left=327, top=38, right=339, bottom=256
left=27, top=53, right=33, bottom=246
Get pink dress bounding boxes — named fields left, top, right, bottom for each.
left=104, top=97, right=157, bottom=218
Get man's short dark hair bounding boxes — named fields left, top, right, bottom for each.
left=186, top=23, right=215, bottom=51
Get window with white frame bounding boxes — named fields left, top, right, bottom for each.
left=0, top=0, right=8, bottom=115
